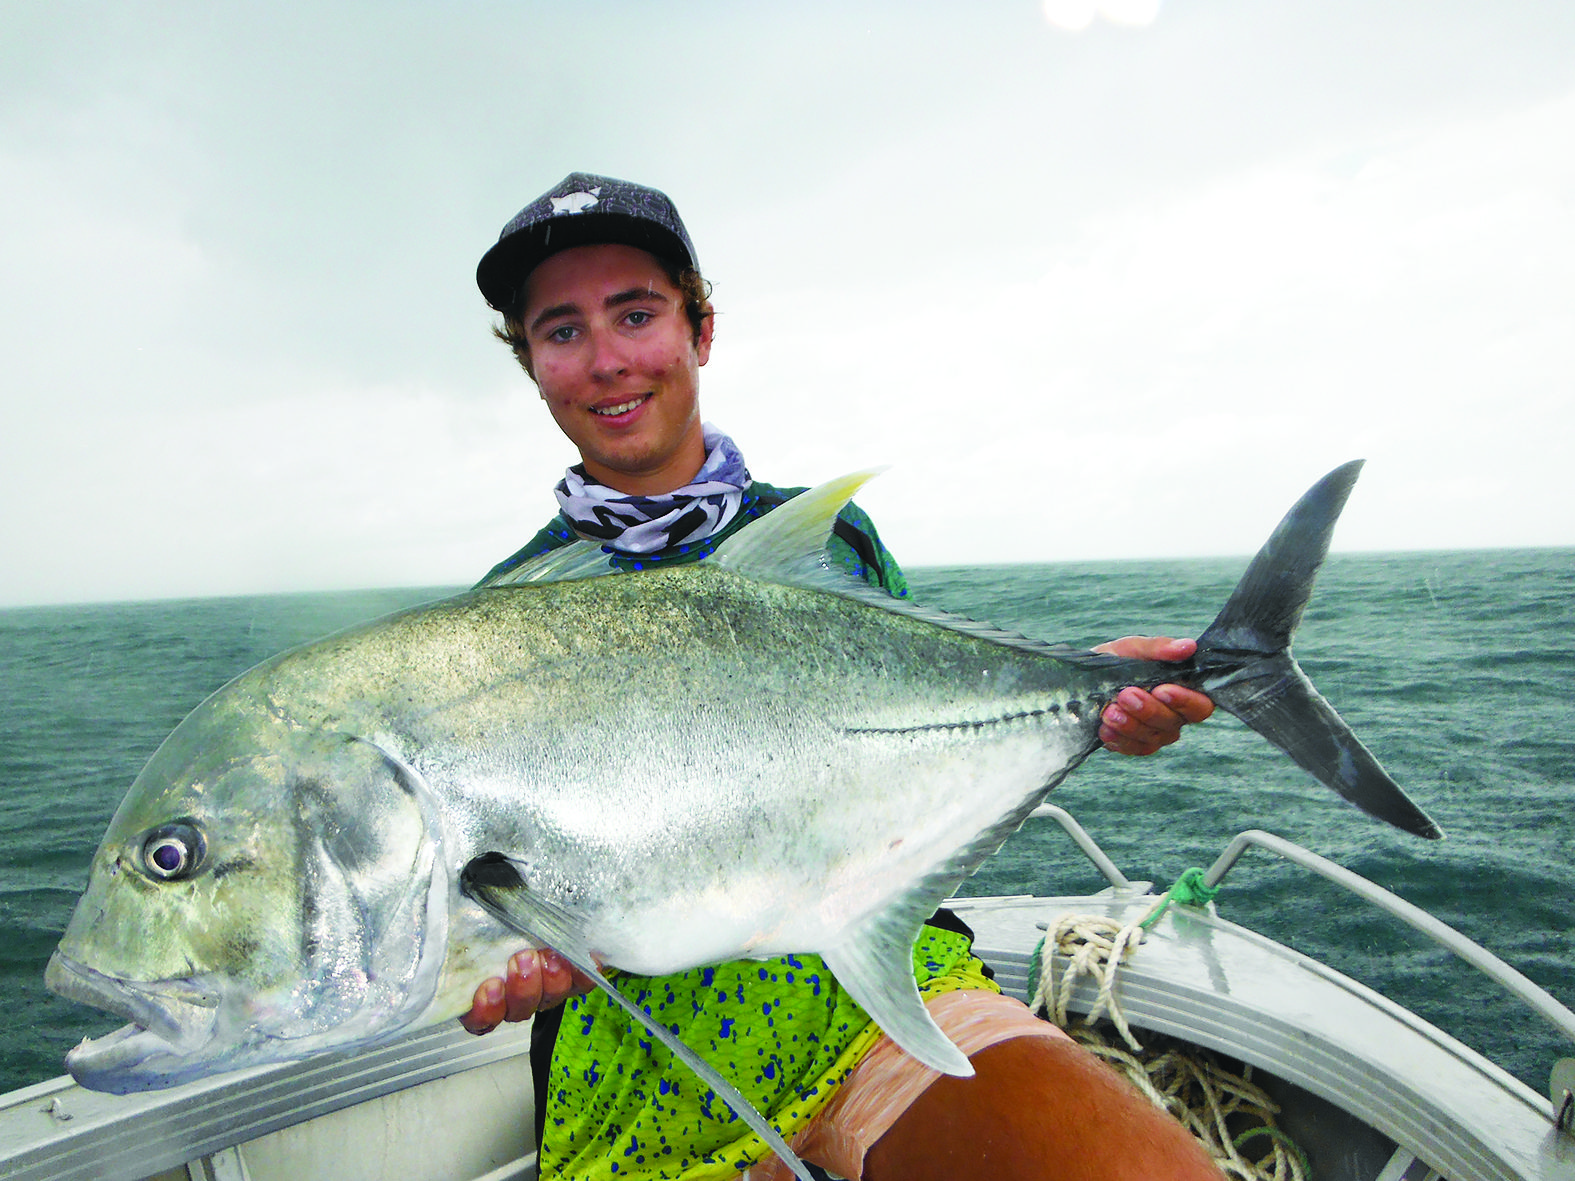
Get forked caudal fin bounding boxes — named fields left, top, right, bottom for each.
left=1192, top=460, right=1443, bottom=839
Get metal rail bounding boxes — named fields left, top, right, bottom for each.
left=1202, top=829, right=1575, bottom=1050
left=1026, top=804, right=1138, bottom=891
left=1026, top=807, right=1575, bottom=1054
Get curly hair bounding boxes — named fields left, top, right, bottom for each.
left=492, top=258, right=714, bottom=379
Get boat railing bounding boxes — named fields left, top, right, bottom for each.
left=1026, top=803, right=1139, bottom=892
left=1027, top=804, right=1575, bottom=1054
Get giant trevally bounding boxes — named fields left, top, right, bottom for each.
left=47, top=461, right=1437, bottom=1179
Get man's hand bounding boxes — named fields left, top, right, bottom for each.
left=459, top=949, right=595, bottom=1035
left=1092, top=636, right=1215, bottom=757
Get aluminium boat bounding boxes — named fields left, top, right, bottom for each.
left=3, top=804, right=1572, bottom=1181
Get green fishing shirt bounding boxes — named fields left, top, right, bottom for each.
left=543, top=927, right=996, bottom=1180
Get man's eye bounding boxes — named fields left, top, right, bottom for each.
left=624, top=310, right=652, bottom=327
left=547, top=325, right=578, bottom=343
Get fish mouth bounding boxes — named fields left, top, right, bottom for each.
left=46, top=951, right=222, bottom=1083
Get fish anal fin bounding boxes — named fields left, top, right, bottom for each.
left=458, top=854, right=815, bottom=1181
left=823, top=908, right=974, bottom=1079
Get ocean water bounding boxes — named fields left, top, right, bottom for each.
left=1, top=551, right=1570, bottom=1102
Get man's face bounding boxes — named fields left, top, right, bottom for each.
left=520, top=243, right=713, bottom=495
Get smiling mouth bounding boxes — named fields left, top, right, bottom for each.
left=592, top=394, right=651, bottom=417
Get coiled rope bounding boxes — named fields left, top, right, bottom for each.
left=1028, top=872, right=1310, bottom=1181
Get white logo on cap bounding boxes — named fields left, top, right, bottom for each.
left=551, top=188, right=603, bottom=215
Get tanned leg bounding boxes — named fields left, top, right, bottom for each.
left=859, top=1036, right=1224, bottom=1181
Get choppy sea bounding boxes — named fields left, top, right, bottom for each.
left=1, top=549, right=1571, bottom=1100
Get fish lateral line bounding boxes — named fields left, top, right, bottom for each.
left=783, top=459, right=1438, bottom=840
left=842, top=703, right=1085, bottom=735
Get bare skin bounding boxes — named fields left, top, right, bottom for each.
left=1093, top=636, right=1216, bottom=755
left=519, top=243, right=712, bottom=496
left=457, top=949, right=593, bottom=1035
left=860, top=1036, right=1226, bottom=1181
left=467, top=996, right=1226, bottom=1181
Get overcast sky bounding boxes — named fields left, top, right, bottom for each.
left=3, top=1, right=1572, bottom=606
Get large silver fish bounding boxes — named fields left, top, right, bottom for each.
left=47, top=462, right=1437, bottom=1177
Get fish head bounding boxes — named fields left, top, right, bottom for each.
left=47, top=703, right=447, bottom=1093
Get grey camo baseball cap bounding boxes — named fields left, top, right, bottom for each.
left=476, top=172, right=699, bottom=312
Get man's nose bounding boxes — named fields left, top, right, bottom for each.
left=588, top=328, right=629, bottom=378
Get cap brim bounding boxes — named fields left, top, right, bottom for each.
left=476, top=214, right=694, bottom=312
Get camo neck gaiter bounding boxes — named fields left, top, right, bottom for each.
left=554, top=424, right=751, bottom=554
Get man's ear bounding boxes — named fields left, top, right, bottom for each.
left=696, top=311, right=715, bottom=366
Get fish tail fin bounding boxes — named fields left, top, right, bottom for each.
left=1194, top=461, right=1443, bottom=839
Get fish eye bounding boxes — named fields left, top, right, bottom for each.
left=140, top=822, right=206, bottom=881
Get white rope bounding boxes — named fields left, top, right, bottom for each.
left=1033, top=913, right=1309, bottom=1181
left=1031, top=912, right=1150, bottom=1050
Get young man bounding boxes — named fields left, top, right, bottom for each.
left=464, top=174, right=1221, bottom=1181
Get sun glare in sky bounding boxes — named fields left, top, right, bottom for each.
left=1042, top=0, right=1161, bottom=31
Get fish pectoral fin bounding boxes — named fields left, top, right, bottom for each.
left=823, top=914, right=974, bottom=1078
left=458, top=854, right=815, bottom=1181
left=459, top=853, right=587, bottom=955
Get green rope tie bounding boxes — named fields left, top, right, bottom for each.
left=1029, top=868, right=1221, bottom=997
left=1139, top=867, right=1221, bottom=931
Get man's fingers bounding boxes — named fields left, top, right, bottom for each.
left=1154, top=684, right=1215, bottom=725
left=1093, top=635, right=1197, bottom=662
left=459, top=947, right=597, bottom=1036
left=1091, top=635, right=1215, bottom=756
left=538, top=951, right=576, bottom=1008
left=503, top=951, right=545, bottom=1023
left=460, top=977, right=506, bottom=1035
left=1101, top=687, right=1191, bottom=756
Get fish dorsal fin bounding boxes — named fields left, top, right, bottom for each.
left=474, top=474, right=1121, bottom=671
left=473, top=473, right=1079, bottom=664
left=475, top=540, right=625, bottom=588
left=712, top=469, right=884, bottom=586
left=710, top=471, right=1120, bottom=666
left=459, top=854, right=814, bottom=1181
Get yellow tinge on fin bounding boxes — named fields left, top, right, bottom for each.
left=712, top=468, right=886, bottom=582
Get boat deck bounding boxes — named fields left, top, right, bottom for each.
left=4, top=885, right=1572, bottom=1181
left=955, top=888, right=1574, bottom=1181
